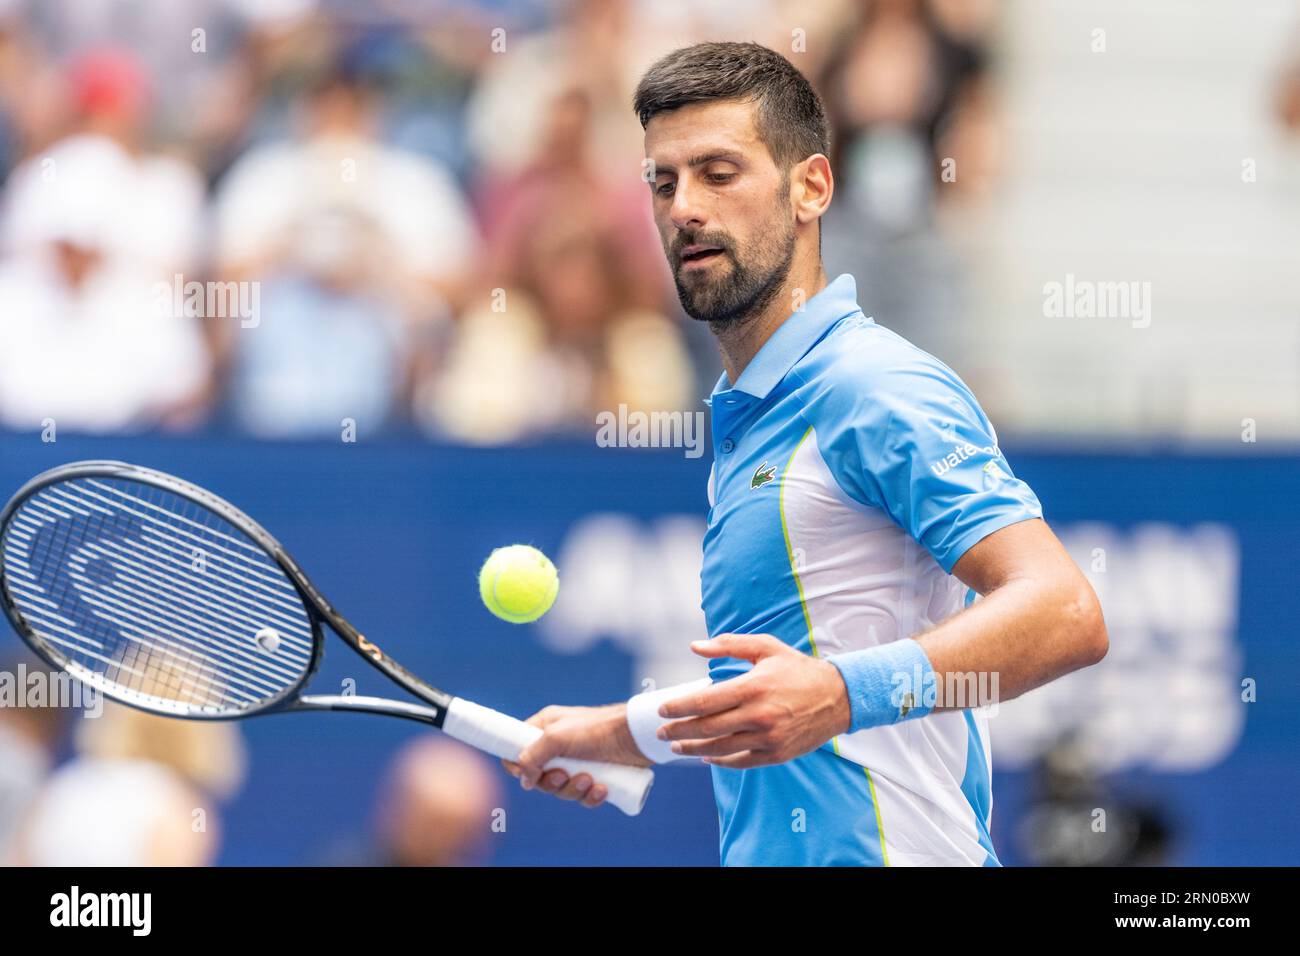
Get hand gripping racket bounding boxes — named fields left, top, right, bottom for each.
left=0, top=461, right=653, bottom=815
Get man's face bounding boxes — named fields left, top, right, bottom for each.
left=644, top=100, right=797, bottom=326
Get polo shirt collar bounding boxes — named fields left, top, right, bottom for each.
left=708, top=273, right=865, bottom=403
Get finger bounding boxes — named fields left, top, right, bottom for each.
left=501, top=759, right=521, bottom=778
left=670, top=732, right=767, bottom=758
left=524, top=705, right=563, bottom=730
left=658, top=710, right=763, bottom=741
left=580, top=783, right=608, bottom=809
left=689, top=633, right=788, bottom=663
left=659, top=675, right=751, bottom=720
left=702, top=749, right=779, bottom=769
left=515, top=734, right=564, bottom=785
left=554, top=772, right=594, bottom=802
left=538, top=769, right=570, bottom=793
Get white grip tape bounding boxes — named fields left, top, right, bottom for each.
left=442, top=697, right=654, bottom=816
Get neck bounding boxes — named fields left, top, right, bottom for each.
left=714, top=254, right=828, bottom=385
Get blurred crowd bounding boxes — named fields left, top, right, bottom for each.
left=0, top=0, right=999, bottom=443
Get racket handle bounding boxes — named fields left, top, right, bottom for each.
left=443, top=697, right=654, bottom=816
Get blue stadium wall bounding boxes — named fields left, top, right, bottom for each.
left=1, top=432, right=1295, bottom=866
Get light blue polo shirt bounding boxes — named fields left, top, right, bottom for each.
left=700, top=273, right=1042, bottom=866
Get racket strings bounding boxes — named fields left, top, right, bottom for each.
left=69, top=481, right=307, bottom=610
left=7, top=489, right=246, bottom=707
left=1, top=477, right=316, bottom=716
left=10, top=483, right=304, bottom=707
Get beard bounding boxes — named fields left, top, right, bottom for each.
left=668, top=203, right=797, bottom=329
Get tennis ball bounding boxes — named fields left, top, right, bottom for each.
left=478, top=544, right=559, bottom=624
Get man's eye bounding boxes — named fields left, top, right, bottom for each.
left=707, top=173, right=735, bottom=185
left=655, top=182, right=675, bottom=197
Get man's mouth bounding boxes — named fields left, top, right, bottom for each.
left=679, top=244, right=726, bottom=268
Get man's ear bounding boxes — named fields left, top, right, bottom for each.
left=793, top=153, right=834, bottom=226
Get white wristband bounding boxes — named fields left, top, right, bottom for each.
left=626, top=677, right=713, bottom=765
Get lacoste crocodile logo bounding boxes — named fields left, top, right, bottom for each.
left=751, top=461, right=777, bottom=490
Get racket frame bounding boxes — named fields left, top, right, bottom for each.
left=0, top=459, right=452, bottom=725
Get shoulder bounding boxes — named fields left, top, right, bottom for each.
left=793, top=316, right=981, bottom=431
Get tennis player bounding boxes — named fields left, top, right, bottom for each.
left=507, top=42, right=1108, bottom=866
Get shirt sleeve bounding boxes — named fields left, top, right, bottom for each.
left=818, top=351, right=1043, bottom=573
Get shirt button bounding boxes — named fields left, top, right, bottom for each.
left=721, top=439, right=735, bottom=453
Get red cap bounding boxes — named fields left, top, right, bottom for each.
left=69, top=49, right=151, bottom=118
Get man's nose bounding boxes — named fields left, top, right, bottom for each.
left=669, top=178, right=708, bottom=232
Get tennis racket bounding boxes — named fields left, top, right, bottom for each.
left=0, top=460, right=653, bottom=815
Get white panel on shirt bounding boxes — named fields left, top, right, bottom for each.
left=783, top=427, right=991, bottom=866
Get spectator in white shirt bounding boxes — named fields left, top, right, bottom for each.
left=0, top=117, right=210, bottom=433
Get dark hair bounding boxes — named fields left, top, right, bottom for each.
left=633, top=42, right=830, bottom=169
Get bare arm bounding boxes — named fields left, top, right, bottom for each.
left=913, top=517, right=1108, bottom=709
